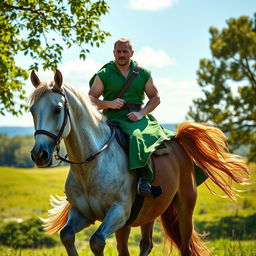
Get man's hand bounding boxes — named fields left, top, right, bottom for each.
left=108, top=98, right=126, bottom=109
left=127, top=111, right=144, bottom=122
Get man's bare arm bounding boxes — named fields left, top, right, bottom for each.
left=88, top=75, right=125, bottom=110
left=141, top=76, right=160, bottom=116
left=127, top=76, right=160, bottom=121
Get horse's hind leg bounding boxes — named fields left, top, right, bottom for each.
left=60, top=207, right=92, bottom=256
left=115, top=226, right=131, bottom=256
left=139, top=221, right=154, bottom=256
left=175, top=181, right=197, bottom=256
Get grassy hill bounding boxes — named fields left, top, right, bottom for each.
left=0, top=164, right=255, bottom=255
left=0, top=167, right=67, bottom=219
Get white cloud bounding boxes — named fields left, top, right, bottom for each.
left=152, top=77, right=203, bottom=123
left=58, top=59, right=102, bottom=92
left=156, top=78, right=201, bottom=97
left=129, top=0, right=178, bottom=11
left=133, top=47, right=174, bottom=69
left=61, top=59, right=101, bottom=79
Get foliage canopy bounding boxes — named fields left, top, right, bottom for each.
left=0, top=0, right=110, bottom=116
left=188, top=13, right=256, bottom=161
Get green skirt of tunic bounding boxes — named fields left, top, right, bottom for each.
left=106, top=110, right=175, bottom=182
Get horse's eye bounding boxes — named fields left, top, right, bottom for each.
left=54, top=105, right=62, bottom=114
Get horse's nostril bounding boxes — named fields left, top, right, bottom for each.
left=31, top=149, right=50, bottom=163
left=40, top=150, right=49, bottom=160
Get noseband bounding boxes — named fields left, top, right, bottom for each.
left=34, top=88, right=115, bottom=165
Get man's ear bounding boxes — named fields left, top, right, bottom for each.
left=30, top=70, right=41, bottom=88
left=54, top=69, right=63, bottom=90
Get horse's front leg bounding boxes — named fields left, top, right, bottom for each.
left=140, top=221, right=154, bottom=256
left=90, top=203, right=129, bottom=256
left=60, top=207, right=93, bottom=256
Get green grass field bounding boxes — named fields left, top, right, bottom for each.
left=0, top=163, right=255, bottom=255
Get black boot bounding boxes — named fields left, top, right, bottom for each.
left=137, top=176, right=153, bottom=197
left=137, top=167, right=153, bottom=197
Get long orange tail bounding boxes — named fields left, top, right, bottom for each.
left=40, top=195, right=71, bottom=234
left=161, top=121, right=249, bottom=255
left=161, top=201, right=210, bottom=256
left=175, top=121, right=250, bottom=199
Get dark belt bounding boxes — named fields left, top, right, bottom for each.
left=103, top=103, right=142, bottom=114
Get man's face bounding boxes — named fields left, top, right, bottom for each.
left=113, top=42, right=134, bottom=66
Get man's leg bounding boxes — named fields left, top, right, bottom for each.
left=137, top=167, right=153, bottom=197
left=137, top=164, right=162, bottom=198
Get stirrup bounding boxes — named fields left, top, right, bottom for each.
left=137, top=177, right=153, bottom=197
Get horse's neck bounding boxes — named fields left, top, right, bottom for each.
left=63, top=107, right=110, bottom=179
left=65, top=122, right=109, bottom=162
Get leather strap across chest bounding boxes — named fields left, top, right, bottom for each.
left=104, top=66, right=141, bottom=114
left=116, top=65, right=141, bottom=98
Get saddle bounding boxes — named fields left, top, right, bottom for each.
left=108, top=122, right=170, bottom=158
left=109, top=122, right=129, bottom=155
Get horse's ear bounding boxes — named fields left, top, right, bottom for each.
left=31, top=70, right=41, bottom=88
left=54, top=69, right=63, bottom=89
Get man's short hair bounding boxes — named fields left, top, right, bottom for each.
left=114, top=38, right=133, bottom=50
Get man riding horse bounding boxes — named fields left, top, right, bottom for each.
left=89, top=38, right=173, bottom=197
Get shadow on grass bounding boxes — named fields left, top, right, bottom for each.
left=195, top=213, right=256, bottom=240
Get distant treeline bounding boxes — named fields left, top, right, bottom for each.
left=0, top=134, right=67, bottom=168
left=0, top=132, right=249, bottom=168
left=0, top=134, right=34, bottom=168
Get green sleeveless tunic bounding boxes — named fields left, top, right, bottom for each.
left=90, top=60, right=174, bottom=181
left=90, top=60, right=207, bottom=185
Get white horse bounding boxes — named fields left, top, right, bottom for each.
left=29, top=70, right=249, bottom=256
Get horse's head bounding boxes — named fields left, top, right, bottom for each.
left=30, top=70, right=71, bottom=167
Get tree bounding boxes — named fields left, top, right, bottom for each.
left=0, top=217, right=57, bottom=248
left=187, top=13, right=256, bottom=161
left=0, top=0, right=110, bottom=116
left=13, top=135, right=35, bottom=168
left=0, top=134, right=34, bottom=167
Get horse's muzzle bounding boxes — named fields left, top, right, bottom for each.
left=31, top=147, right=52, bottom=168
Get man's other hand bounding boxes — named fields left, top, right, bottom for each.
left=108, top=98, right=126, bottom=109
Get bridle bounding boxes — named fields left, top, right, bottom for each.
left=34, top=88, right=116, bottom=165
left=34, top=88, right=70, bottom=145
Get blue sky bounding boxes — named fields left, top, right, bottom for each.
left=1, top=0, right=255, bottom=126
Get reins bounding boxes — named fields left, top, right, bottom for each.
left=54, top=125, right=115, bottom=164
left=34, top=88, right=115, bottom=165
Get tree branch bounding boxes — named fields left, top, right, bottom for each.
left=240, top=57, right=256, bottom=90
left=3, top=3, right=47, bottom=19
left=245, top=57, right=256, bottom=90
left=3, top=3, right=75, bottom=32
